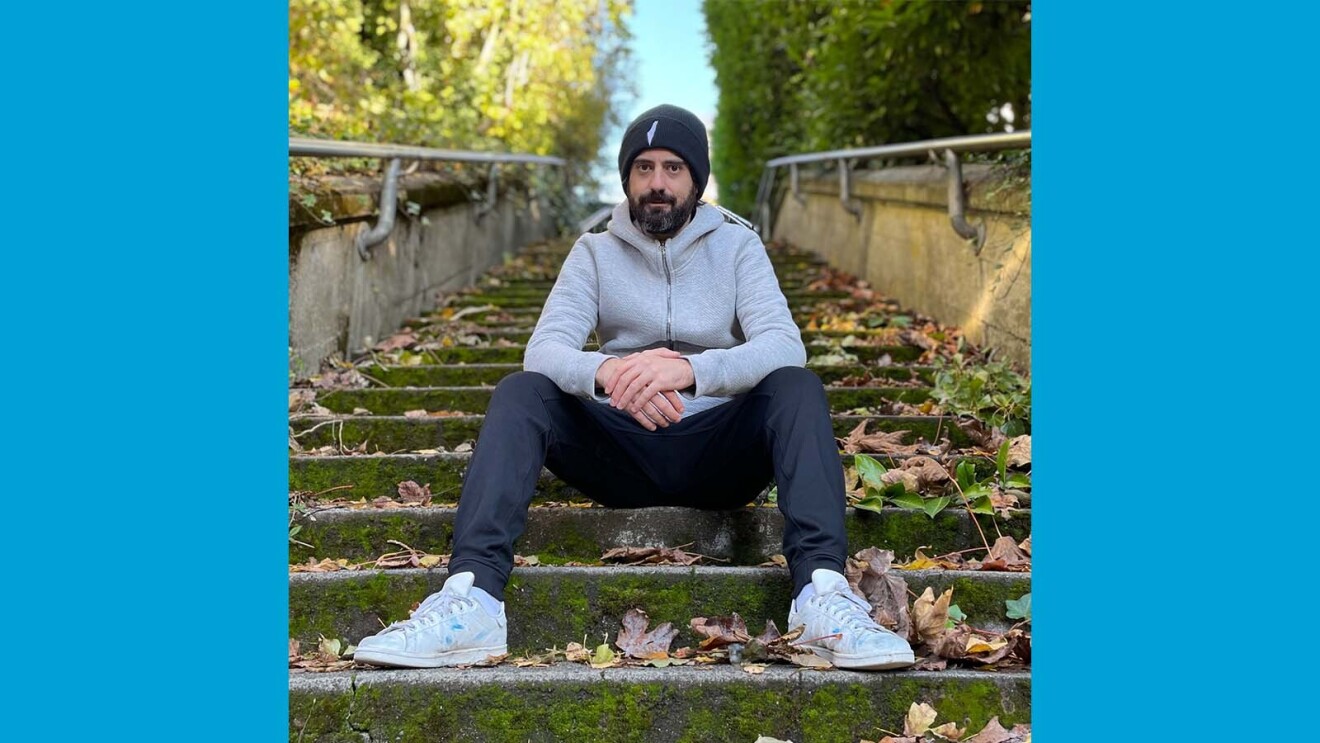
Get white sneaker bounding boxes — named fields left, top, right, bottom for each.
left=787, top=568, right=916, bottom=670
left=353, top=572, right=508, bottom=668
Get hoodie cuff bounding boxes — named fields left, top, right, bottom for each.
left=579, top=351, right=613, bottom=397
left=685, top=353, right=720, bottom=398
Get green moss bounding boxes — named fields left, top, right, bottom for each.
left=362, top=364, right=521, bottom=388
left=941, top=574, right=1032, bottom=626
left=291, top=415, right=484, bottom=453
left=845, top=509, right=1030, bottom=559
left=289, top=513, right=452, bottom=564
left=888, top=675, right=1032, bottom=731
left=288, top=572, right=429, bottom=645
left=319, top=388, right=497, bottom=416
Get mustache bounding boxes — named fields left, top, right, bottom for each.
left=638, top=190, right=676, bottom=206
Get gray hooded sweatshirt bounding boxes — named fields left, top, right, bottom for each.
left=523, top=201, right=807, bottom=418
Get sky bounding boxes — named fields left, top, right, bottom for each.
left=594, top=0, right=719, bottom=202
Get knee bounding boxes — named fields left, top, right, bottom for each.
left=492, top=371, right=559, bottom=407
left=760, top=366, right=823, bottom=393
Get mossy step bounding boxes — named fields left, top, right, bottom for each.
left=289, top=505, right=1030, bottom=567
left=386, top=328, right=922, bottom=349
left=451, top=278, right=819, bottom=300
left=314, top=385, right=932, bottom=416
left=358, top=363, right=934, bottom=388
left=289, top=450, right=996, bottom=503
left=289, top=567, right=1030, bottom=657
left=290, top=666, right=1030, bottom=743
left=448, top=291, right=853, bottom=308
left=361, top=343, right=924, bottom=365
left=289, top=413, right=974, bottom=454
left=414, top=306, right=896, bottom=330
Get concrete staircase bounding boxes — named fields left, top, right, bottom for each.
left=288, top=239, right=1031, bottom=742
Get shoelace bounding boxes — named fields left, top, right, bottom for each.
left=381, top=591, right=475, bottom=635
left=816, top=588, right=887, bottom=635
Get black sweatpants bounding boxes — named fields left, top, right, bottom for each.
left=447, top=366, right=848, bottom=602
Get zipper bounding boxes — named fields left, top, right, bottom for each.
left=659, top=239, right=673, bottom=350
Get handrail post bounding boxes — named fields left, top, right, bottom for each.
left=355, top=158, right=402, bottom=260
left=838, top=158, right=861, bottom=220
left=944, top=149, right=986, bottom=253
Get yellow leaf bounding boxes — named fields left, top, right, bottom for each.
left=965, top=637, right=1009, bottom=654
left=742, top=663, right=768, bottom=674
left=418, top=554, right=442, bottom=569
left=904, top=701, right=939, bottom=736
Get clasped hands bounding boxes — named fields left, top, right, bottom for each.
left=595, top=348, right=695, bottom=431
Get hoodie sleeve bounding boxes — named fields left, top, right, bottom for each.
left=683, top=233, right=807, bottom=397
left=522, top=239, right=614, bottom=396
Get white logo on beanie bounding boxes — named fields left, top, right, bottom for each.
left=646, top=120, right=657, bottom=146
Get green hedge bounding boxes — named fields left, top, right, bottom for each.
left=703, top=0, right=1031, bottom=218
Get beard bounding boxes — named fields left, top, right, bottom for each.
left=629, top=188, right=698, bottom=238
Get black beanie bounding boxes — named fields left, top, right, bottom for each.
left=618, top=104, right=710, bottom=200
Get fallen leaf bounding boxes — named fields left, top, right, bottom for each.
left=984, top=536, right=1030, bottom=570
left=602, top=546, right=706, bottom=566
left=899, top=456, right=951, bottom=489
left=615, top=608, right=678, bottom=659
left=931, top=721, right=966, bottom=740
left=904, top=702, right=939, bottom=736
left=759, top=554, right=788, bottom=568
left=910, top=587, right=954, bottom=644
left=403, top=409, right=429, bottom=418
left=397, top=480, right=432, bottom=506
left=965, top=637, right=1009, bottom=654
left=690, top=614, right=751, bottom=650
left=589, top=643, right=618, bottom=668
left=1018, top=536, right=1031, bottom=555
left=786, top=651, right=832, bottom=669
left=876, top=738, right=918, bottom=743
left=1006, top=435, right=1031, bottom=468
left=564, top=642, right=589, bottom=663
left=288, top=638, right=300, bottom=659
left=374, top=330, right=417, bottom=352
left=742, top=663, right=768, bottom=674
left=845, top=547, right=911, bottom=638
left=880, top=469, right=921, bottom=493
left=965, top=717, right=1018, bottom=743
left=838, top=421, right=921, bottom=456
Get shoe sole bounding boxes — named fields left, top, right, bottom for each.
left=799, top=644, right=916, bottom=671
left=353, top=644, right=508, bottom=669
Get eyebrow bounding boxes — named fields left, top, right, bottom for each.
left=633, top=158, right=686, bottom=167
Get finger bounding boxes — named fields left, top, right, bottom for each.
left=620, top=368, right=656, bottom=411
left=660, top=389, right=684, bottom=416
left=611, top=367, right=643, bottom=406
left=643, top=400, right=670, bottom=428
left=650, top=392, right=682, bottom=423
left=633, top=380, right=664, bottom=412
left=603, top=358, right=633, bottom=396
left=633, top=409, right=660, bottom=432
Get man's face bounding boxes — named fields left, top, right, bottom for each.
left=627, top=148, right=697, bottom=239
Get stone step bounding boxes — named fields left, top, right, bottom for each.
left=288, top=450, right=999, bottom=503
left=289, top=566, right=1030, bottom=655
left=448, top=291, right=854, bottom=308
left=289, top=413, right=974, bottom=453
left=359, top=342, right=924, bottom=365
left=357, top=362, right=935, bottom=388
left=414, top=306, right=908, bottom=331
left=379, top=327, right=923, bottom=347
left=289, top=505, right=1030, bottom=567
left=290, top=665, right=1029, bottom=743
left=313, top=384, right=932, bottom=417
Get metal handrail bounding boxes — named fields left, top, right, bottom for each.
left=753, top=131, right=1030, bottom=251
left=289, top=137, right=567, bottom=259
left=288, top=137, right=566, bottom=166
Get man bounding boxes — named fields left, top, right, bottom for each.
left=353, top=104, right=915, bottom=671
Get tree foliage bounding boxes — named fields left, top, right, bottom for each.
left=289, top=0, right=633, bottom=190
left=703, top=0, right=1031, bottom=217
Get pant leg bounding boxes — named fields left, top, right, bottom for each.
left=447, top=371, right=670, bottom=601
left=664, top=366, right=849, bottom=599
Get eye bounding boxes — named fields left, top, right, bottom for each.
left=666, top=163, right=682, bottom=174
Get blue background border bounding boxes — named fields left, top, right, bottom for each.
left=5, top=3, right=287, bottom=739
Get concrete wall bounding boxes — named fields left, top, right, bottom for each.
left=771, top=164, right=1031, bottom=368
left=289, top=172, right=557, bottom=378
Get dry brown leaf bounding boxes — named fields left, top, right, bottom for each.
left=615, top=608, right=677, bottom=659
left=601, top=546, right=706, bottom=566
left=838, top=421, right=921, bottom=455
left=1018, top=535, right=1031, bottom=555
left=288, top=638, right=300, bottom=659
left=403, top=409, right=429, bottom=418
left=965, top=717, right=1019, bottom=743
left=759, top=554, right=788, bottom=568
left=786, top=651, right=832, bottom=669
left=904, top=702, right=939, bottom=736
left=374, top=330, right=417, bottom=352
left=931, top=721, right=966, bottom=740
left=845, top=547, right=911, bottom=638
left=397, top=480, right=432, bottom=506
left=564, top=642, right=589, bottom=663
left=880, top=469, right=920, bottom=493
left=910, top=587, right=953, bottom=645
left=1006, top=435, right=1031, bottom=468
left=877, top=737, right=918, bottom=743
left=690, top=614, right=751, bottom=650
left=289, top=389, right=316, bottom=412
left=984, top=535, right=1031, bottom=571
left=314, top=368, right=370, bottom=390
left=899, top=456, right=951, bottom=489
left=742, top=663, right=768, bottom=674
